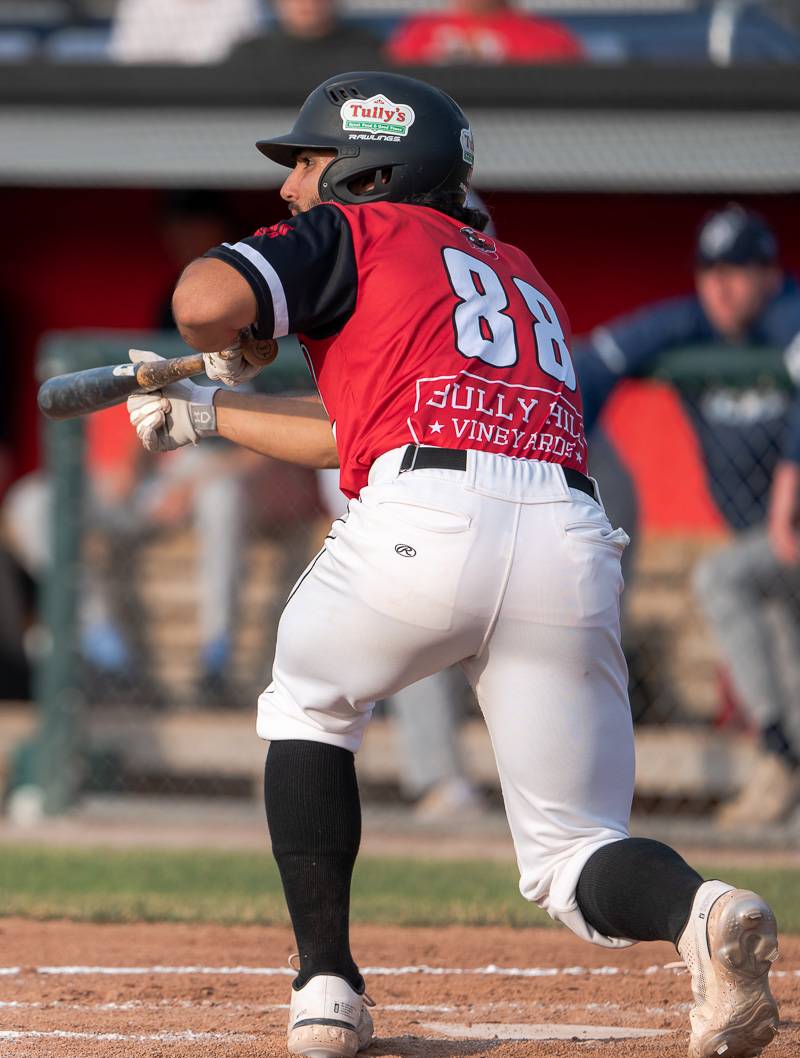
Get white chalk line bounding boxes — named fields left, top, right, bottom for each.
left=421, top=1021, right=671, bottom=1042
left=0, top=1022, right=678, bottom=1045
left=2, top=999, right=640, bottom=1015
left=1, top=962, right=796, bottom=978
left=0, top=999, right=460, bottom=1014
left=0, top=993, right=703, bottom=1047
left=0, top=1029, right=257, bottom=1042
left=0, top=963, right=627, bottom=978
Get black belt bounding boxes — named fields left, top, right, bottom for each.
left=398, top=445, right=596, bottom=500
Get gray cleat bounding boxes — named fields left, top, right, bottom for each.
left=678, top=881, right=780, bottom=1058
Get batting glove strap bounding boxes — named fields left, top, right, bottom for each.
left=187, top=388, right=218, bottom=437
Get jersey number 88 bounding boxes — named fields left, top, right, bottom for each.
left=443, top=247, right=577, bottom=391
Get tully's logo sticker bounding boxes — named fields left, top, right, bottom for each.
left=460, top=127, right=474, bottom=166
left=340, top=94, right=416, bottom=137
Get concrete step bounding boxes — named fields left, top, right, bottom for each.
left=0, top=705, right=756, bottom=804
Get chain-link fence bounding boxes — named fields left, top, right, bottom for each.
left=606, top=346, right=800, bottom=825
left=2, top=333, right=797, bottom=829
left=4, top=334, right=321, bottom=811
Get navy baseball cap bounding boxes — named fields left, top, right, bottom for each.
left=696, top=205, right=778, bottom=268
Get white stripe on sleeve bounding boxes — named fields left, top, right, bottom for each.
left=225, top=241, right=290, bottom=338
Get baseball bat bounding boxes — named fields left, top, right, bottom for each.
left=37, top=353, right=206, bottom=421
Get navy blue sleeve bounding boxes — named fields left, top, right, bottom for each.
left=204, top=204, right=357, bottom=341
left=783, top=397, right=800, bottom=464
left=760, top=278, right=800, bottom=351
left=574, top=295, right=708, bottom=434
left=763, top=280, right=800, bottom=463
left=572, top=338, right=618, bottom=435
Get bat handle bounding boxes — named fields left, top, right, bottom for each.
left=134, top=352, right=206, bottom=391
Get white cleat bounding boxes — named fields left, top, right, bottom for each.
left=678, top=881, right=780, bottom=1058
left=287, top=972, right=375, bottom=1058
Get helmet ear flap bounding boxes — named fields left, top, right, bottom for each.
left=316, top=155, right=340, bottom=202
left=319, top=159, right=408, bottom=205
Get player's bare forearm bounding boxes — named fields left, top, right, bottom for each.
left=768, top=459, right=800, bottom=565
left=172, top=258, right=259, bottom=352
left=215, top=391, right=339, bottom=469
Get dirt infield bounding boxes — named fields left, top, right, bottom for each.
left=0, top=920, right=797, bottom=1057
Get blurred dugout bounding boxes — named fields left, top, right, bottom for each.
left=12, top=209, right=800, bottom=825
left=0, top=11, right=798, bottom=820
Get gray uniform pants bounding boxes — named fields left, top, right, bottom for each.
left=693, top=527, right=800, bottom=748
left=588, top=429, right=638, bottom=587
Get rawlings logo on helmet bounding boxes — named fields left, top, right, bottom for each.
left=340, top=94, right=416, bottom=138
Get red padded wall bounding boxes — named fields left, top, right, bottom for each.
left=3, top=188, right=799, bottom=530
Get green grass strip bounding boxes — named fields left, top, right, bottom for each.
left=0, top=845, right=798, bottom=932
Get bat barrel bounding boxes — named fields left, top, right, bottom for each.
left=37, top=353, right=207, bottom=421
left=37, top=364, right=140, bottom=421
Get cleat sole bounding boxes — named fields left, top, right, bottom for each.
left=288, top=1022, right=361, bottom=1058
left=688, top=892, right=780, bottom=1058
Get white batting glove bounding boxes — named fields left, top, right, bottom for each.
left=202, top=328, right=279, bottom=387
left=126, top=349, right=220, bottom=453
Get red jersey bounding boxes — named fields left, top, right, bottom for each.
left=208, top=202, right=586, bottom=498
left=387, top=12, right=583, bottom=66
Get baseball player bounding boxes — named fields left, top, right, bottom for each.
left=127, top=72, right=780, bottom=1058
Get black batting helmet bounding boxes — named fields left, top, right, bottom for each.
left=256, top=71, right=474, bottom=207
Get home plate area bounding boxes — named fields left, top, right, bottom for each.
left=0, top=921, right=797, bottom=1057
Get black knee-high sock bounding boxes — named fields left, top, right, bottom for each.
left=265, top=740, right=362, bottom=990
left=576, top=838, right=704, bottom=945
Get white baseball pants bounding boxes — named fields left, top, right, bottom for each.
left=259, top=447, right=635, bottom=948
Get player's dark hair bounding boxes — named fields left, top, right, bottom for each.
left=405, top=191, right=490, bottom=232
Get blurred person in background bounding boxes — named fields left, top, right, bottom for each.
left=160, top=192, right=326, bottom=707
left=0, top=543, right=30, bottom=701
left=0, top=306, right=32, bottom=701
left=158, top=192, right=240, bottom=328
left=2, top=415, right=167, bottom=705
left=230, top=0, right=380, bottom=72
left=159, top=191, right=293, bottom=707
left=387, top=0, right=583, bottom=65
left=573, top=204, right=800, bottom=825
left=110, top=0, right=263, bottom=64
left=0, top=192, right=256, bottom=709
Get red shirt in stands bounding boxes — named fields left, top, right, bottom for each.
left=208, top=202, right=585, bottom=498
left=386, top=11, right=583, bottom=65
